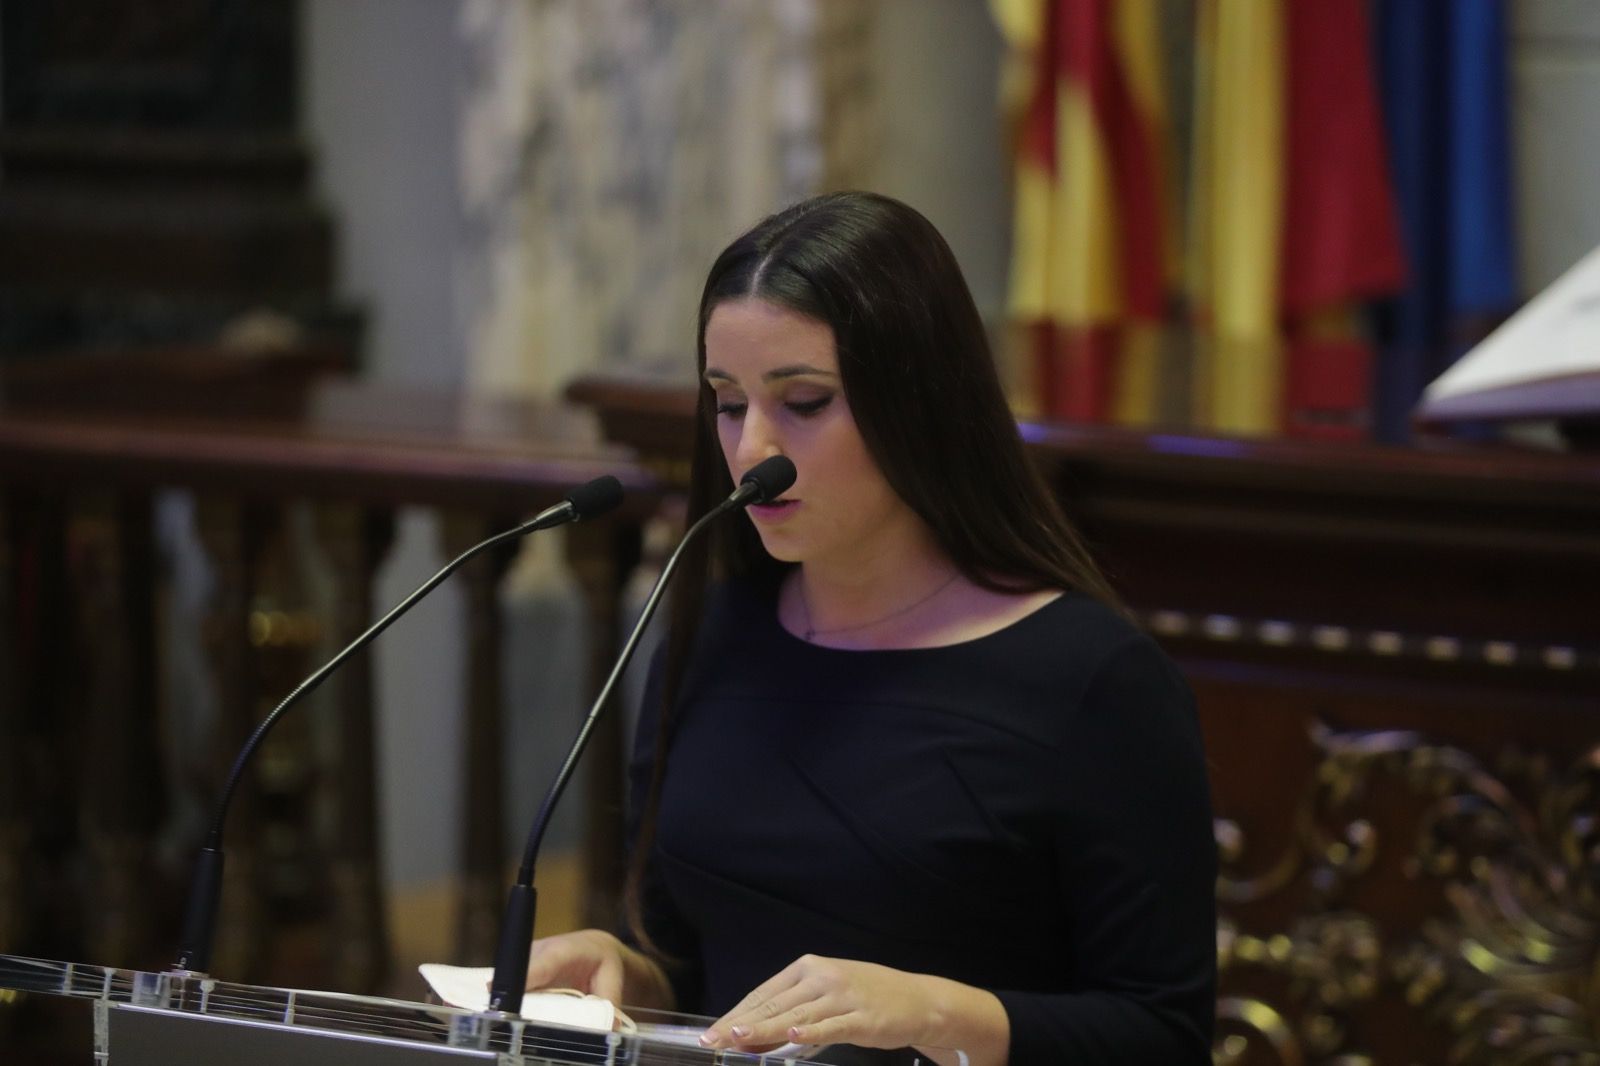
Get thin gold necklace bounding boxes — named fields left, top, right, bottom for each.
left=795, top=571, right=962, bottom=642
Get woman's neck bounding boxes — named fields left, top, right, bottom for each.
left=786, top=528, right=963, bottom=645
left=777, top=523, right=1064, bottom=650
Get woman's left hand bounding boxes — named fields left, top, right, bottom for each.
left=700, top=954, right=996, bottom=1058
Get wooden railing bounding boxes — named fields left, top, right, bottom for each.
left=0, top=359, right=662, bottom=995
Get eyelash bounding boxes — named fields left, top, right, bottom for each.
left=715, top=395, right=834, bottom=419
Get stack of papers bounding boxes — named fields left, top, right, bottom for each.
left=1417, top=244, right=1600, bottom=426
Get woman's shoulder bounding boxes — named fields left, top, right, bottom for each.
left=948, top=590, right=1190, bottom=739
left=979, top=588, right=1158, bottom=676
left=1031, top=596, right=1200, bottom=751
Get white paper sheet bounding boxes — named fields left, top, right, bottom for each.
left=1419, top=243, right=1600, bottom=422
left=418, top=963, right=818, bottom=1058
left=417, top=964, right=616, bottom=1030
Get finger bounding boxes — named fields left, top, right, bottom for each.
left=703, top=956, right=834, bottom=1049
left=704, top=975, right=805, bottom=1044
left=714, top=976, right=824, bottom=1039
left=722, top=960, right=807, bottom=1021
left=704, top=985, right=800, bottom=1043
left=523, top=949, right=557, bottom=990
left=786, top=1010, right=864, bottom=1049
left=524, top=941, right=577, bottom=991
left=725, top=993, right=835, bottom=1049
left=591, top=953, right=623, bottom=1004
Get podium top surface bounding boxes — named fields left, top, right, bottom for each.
left=0, top=953, right=929, bottom=1065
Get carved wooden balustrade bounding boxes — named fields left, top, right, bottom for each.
left=0, top=363, right=661, bottom=999
left=566, top=375, right=1600, bottom=1066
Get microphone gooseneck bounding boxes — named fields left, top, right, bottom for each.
left=172, top=475, right=624, bottom=975
left=486, top=455, right=795, bottom=1013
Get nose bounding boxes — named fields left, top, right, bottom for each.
left=734, top=404, right=785, bottom=477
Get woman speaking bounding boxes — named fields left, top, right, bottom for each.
left=522, top=191, right=1216, bottom=1066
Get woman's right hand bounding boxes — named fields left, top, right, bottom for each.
left=524, top=929, right=676, bottom=1010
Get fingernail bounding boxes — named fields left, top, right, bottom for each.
left=788, top=1026, right=803, bottom=1042
left=698, top=1029, right=720, bottom=1047
left=730, top=1025, right=752, bottom=1040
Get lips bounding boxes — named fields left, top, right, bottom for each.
left=749, top=498, right=799, bottom=517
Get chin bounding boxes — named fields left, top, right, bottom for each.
left=753, top=531, right=805, bottom=564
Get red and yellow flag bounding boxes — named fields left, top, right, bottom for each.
left=1186, top=0, right=1284, bottom=435
left=1002, top=0, right=1408, bottom=438
left=999, top=0, right=1175, bottom=425
left=1279, top=0, right=1406, bottom=439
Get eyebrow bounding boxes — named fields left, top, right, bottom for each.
left=704, top=365, right=840, bottom=384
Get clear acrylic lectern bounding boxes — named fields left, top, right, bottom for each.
left=1, top=953, right=944, bottom=1064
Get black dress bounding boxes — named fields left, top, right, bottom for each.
left=628, top=578, right=1216, bottom=1065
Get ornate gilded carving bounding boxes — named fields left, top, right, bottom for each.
left=1217, top=816, right=1303, bottom=905
left=1214, top=723, right=1600, bottom=1065
left=1215, top=993, right=1307, bottom=1066
left=1218, top=912, right=1383, bottom=1063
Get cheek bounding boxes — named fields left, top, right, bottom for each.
left=715, top=418, right=739, bottom=467
left=847, top=437, right=909, bottom=516
left=815, top=423, right=893, bottom=509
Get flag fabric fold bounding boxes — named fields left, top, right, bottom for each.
left=1372, top=0, right=1518, bottom=442
left=1000, top=0, right=1513, bottom=441
left=999, top=0, right=1174, bottom=424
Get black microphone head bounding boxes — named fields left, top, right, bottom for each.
left=739, top=455, right=797, bottom=504
left=565, top=475, right=624, bottom=520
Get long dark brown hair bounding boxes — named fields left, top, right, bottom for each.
left=624, top=191, right=1121, bottom=953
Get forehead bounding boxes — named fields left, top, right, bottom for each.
left=703, top=298, right=837, bottom=380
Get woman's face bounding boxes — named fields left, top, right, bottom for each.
left=703, top=298, right=920, bottom=570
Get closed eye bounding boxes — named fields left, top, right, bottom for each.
left=715, top=395, right=833, bottom=419
left=787, top=395, right=834, bottom=417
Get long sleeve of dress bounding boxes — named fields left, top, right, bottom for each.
left=991, top=636, right=1216, bottom=1065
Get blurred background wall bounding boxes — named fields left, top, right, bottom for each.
left=1512, top=1, right=1600, bottom=291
